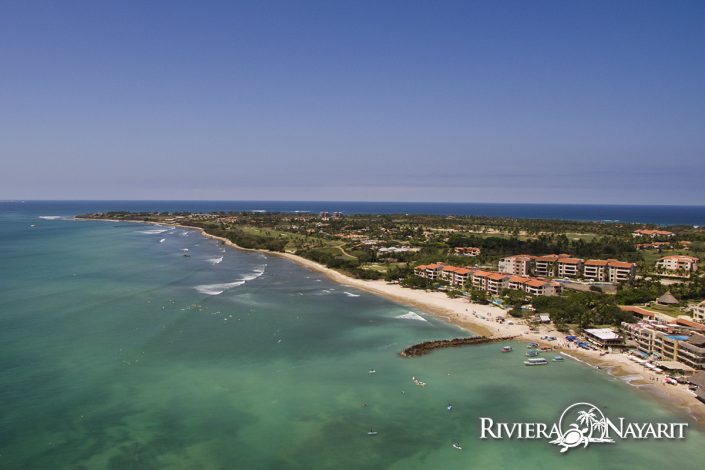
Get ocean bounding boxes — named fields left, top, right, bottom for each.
left=1, top=203, right=705, bottom=469
left=3, top=200, right=705, bottom=225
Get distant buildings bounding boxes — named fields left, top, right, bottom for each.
left=498, top=253, right=636, bottom=283
left=454, top=246, right=481, bottom=257
left=656, top=255, right=699, bottom=276
left=632, top=229, right=675, bottom=238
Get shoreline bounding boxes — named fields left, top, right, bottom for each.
left=78, top=217, right=705, bottom=425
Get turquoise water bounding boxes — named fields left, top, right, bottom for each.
left=1, top=208, right=705, bottom=469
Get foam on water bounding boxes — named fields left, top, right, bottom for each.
left=207, top=256, right=224, bottom=265
left=194, top=264, right=265, bottom=295
left=194, top=280, right=246, bottom=295
left=395, top=311, right=428, bottom=322
left=343, top=291, right=360, bottom=297
left=38, top=215, right=68, bottom=220
left=139, top=228, right=170, bottom=234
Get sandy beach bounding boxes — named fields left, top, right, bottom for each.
left=81, top=218, right=705, bottom=425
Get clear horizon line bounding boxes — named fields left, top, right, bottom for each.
left=3, top=198, right=705, bottom=208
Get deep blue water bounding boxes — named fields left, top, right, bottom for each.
left=2, top=200, right=705, bottom=225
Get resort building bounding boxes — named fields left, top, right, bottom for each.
left=440, top=265, right=460, bottom=283
left=507, top=275, right=530, bottom=291
left=632, top=229, right=675, bottom=238
left=583, top=260, right=609, bottom=281
left=556, top=257, right=584, bottom=278
left=524, top=278, right=561, bottom=296
left=583, top=328, right=624, bottom=349
left=583, top=259, right=637, bottom=283
left=656, top=255, right=699, bottom=276
left=498, top=255, right=534, bottom=276
left=452, top=267, right=474, bottom=287
left=693, top=301, right=705, bottom=324
left=471, top=270, right=491, bottom=291
left=621, top=321, right=705, bottom=371
left=414, top=263, right=445, bottom=280
left=454, top=246, right=481, bottom=257
left=533, top=254, right=567, bottom=277
left=414, top=263, right=561, bottom=297
left=485, top=272, right=510, bottom=295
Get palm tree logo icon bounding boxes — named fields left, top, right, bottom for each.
left=550, top=402, right=615, bottom=453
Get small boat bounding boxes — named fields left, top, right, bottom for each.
left=501, top=345, right=513, bottom=353
left=368, top=369, right=376, bottom=374
left=552, top=356, right=564, bottom=362
left=368, top=429, right=378, bottom=436
left=183, top=253, right=191, bottom=257
left=452, top=442, right=463, bottom=450
left=527, top=342, right=539, bottom=349
left=447, top=404, right=453, bottom=411
left=526, top=350, right=540, bottom=357
left=524, top=358, right=548, bottom=366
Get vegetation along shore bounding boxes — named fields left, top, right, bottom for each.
left=79, top=210, right=705, bottom=424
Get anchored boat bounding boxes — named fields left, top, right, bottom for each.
left=524, top=357, right=548, bottom=366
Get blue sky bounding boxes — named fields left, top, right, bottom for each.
left=1, top=0, right=704, bottom=204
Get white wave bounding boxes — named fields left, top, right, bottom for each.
left=343, top=291, right=360, bottom=297
left=395, top=311, right=428, bottom=322
left=159, top=238, right=166, bottom=243
left=194, top=280, right=246, bottom=295
left=240, top=264, right=266, bottom=281
left=139, top=229, right=170, bottom=234
left=207, top=256, right=224, bottom=265
left=38, top=215, right=63, bottom=220
left=193, top=264, right=266, bottom=295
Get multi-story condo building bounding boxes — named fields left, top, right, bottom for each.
left=693, top=301, right=705, bottom=324
left=607, top=260, right=637, bottom=282
left=471, top=270, right=491, bottom=291
left=533, top=254, right=566, bottom=277
left=452, top=268, right=474, bottom=287
left=498, top=255, right=535, bottom=276
left=524, top=278, right=560, bottom=296
left=656, top=255, right=699, bottom=275
left=583, top=259, right=637, bottom=283
left=556, top=257, right=584, bottom=278
left=622, top=321, right=705, bottom=370
left=485, top=272, right=510, bottom=295
left=414, top=263, right=445, bottom=280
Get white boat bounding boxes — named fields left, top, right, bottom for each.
left=501, top=345, right=512, bottom=353
left=368, top=369, right=376, bottom=374
left=552, top=356, right=564, bottom=361
left=452, top=442, right=463, bottom=450
left=368, top=429, right=378, bottom=436
left=524, top=358, right=548, bottom=366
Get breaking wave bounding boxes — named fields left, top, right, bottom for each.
left=38, top=215, right=64, bottom=220
left=194, top=264, right=266, bottom=295
left=395, top=311, right=428, bottom=322
left=139, top=228, right=170, bottom=234
left=207, top=256, right=224, bottom=265
left=194, top=280, right=245, bottom=295
left=343, top=291, right=360, bottom=297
